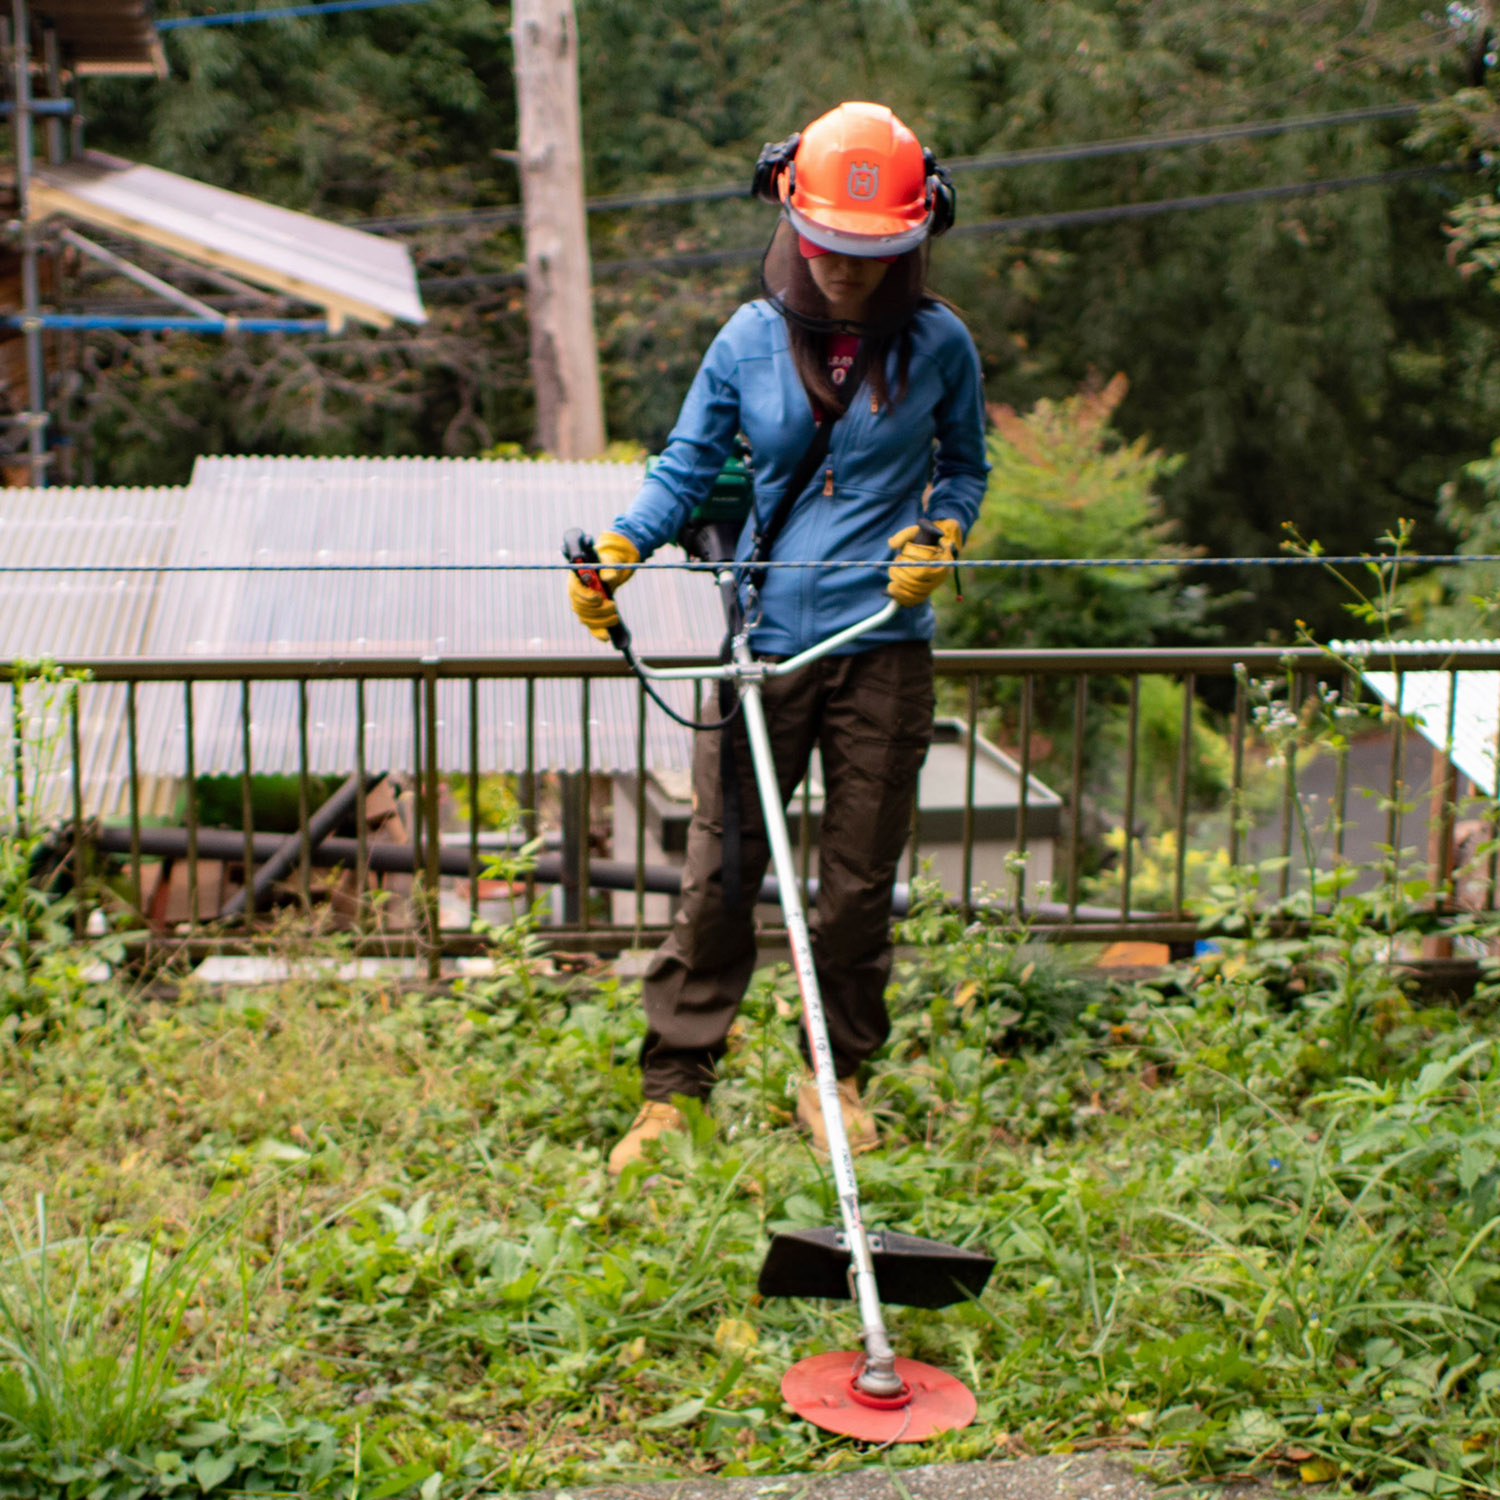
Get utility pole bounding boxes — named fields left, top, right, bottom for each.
left=512, top=0, right=606, bottom=459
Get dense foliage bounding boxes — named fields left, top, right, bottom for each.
left=942, top=372, right=1198, bottom=654
left=63, top=0, right=1500, bottom=639
left=0, top=869, right=1497, bottom=1496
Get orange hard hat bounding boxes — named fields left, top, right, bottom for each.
left=754, top=102, right=950, bottom=257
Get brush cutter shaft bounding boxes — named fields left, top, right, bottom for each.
left=635, top=601, right=899, bottom=682
left=607, top=561, right=905, bottom=1397
left=737, top=645, right=902, bottom=1398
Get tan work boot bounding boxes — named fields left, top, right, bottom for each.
left=796, top=1072, right=879, bottom=1156
left=608, top=1100, right=688, bottom=1175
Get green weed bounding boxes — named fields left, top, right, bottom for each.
left=0, top=869, right=1493, bottom=1495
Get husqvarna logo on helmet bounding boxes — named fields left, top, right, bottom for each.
left=846, top=161, right=879, bottom=200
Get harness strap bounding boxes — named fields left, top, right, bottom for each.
left=724, top=343, right=869, bottom=912
left=744, top=344, right=871, bottom=596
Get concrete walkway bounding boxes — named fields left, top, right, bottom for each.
left=526, top=1453, right=1267, bottom=1500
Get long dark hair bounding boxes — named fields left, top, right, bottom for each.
left=761, top=219, right=928, bottom=418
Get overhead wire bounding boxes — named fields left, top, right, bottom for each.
left=943, top=103, right=1421, bottom=171
left=359, top=102, right=1427, bottom=234
left=419, top=165, right=1456, bottom=293
left=948, top=163, right=1455, bottom=238
left=0, top=555, right=1491, bottom=574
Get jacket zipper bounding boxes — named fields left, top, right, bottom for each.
left=822, top=464, right=833, bottom=497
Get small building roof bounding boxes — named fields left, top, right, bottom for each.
left=30, top=153, right=425, bottom=329
left=0, top=458, right=727, bottom=814
left=0, top=484, right=183, bottom=819
left=1344, top=640, right=1500, bottom=794
left=33, top=0, right=164, bottom=77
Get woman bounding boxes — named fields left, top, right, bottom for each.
left=566, top=101, right=990, bottom=1173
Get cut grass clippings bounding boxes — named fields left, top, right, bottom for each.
left=0, top=898, right=1497, bottom=1497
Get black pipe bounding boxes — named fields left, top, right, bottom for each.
left=88, top=822, right=1137, bottom=923
left=90, top=824, right=685, bottom=896
left=219, top=772, right=373, bottom=919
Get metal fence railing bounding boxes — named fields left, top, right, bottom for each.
left=11, top=641, right=1500, bottom=977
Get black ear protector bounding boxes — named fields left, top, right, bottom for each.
left=751, top=133, right=800, bottom=204
left=924, top=148, right=956, bottom=237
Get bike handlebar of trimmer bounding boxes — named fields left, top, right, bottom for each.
left=635, top=600, right=899, bottom=681
left=562, top=525, right=927, bottom=678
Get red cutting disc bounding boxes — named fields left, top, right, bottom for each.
left=781, top=1351, right=978, bottom=1443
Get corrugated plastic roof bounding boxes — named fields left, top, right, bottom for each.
left=0, top=460, right=726, bottom=817
left=30, top=153, right=425, bottom=329
left=157, top=455, right=711, bottom=781
left=0, top=485, right=183, bottom=819
left=1341, top=639, right=1500, bottom=795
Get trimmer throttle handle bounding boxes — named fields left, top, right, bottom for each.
left=562, top=528, right=631, bottom=651
left=911, top=517, right=962, bottom=601
left=563, top=527, right=606, bottom=588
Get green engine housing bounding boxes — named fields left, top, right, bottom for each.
left=647, top=434, right=753, bottom=526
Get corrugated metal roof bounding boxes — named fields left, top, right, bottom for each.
left=34, top=0, right=164, bottom=77
left=30, top=153, right=425, bottom=329
left=1344, top=640, right=1500, bottom=795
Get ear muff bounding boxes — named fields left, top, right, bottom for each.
left=752, top=133, right=800, bottom=204
left=924, top=148, right=956, bottom=237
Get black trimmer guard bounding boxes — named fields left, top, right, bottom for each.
left=758, top=1227, right=994, bottom=1310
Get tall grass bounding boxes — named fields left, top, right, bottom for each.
left=0, top=1193, right=229, bottom=1470
left=0, top=860, right=1498, bottom=1495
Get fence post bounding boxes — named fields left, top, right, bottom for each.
left=183, top=679, right=198, bottom=933
left=1120, top=675, right=1139, bottom=923
left=126, top=679, right=142, bottom=918
left=240, top=680, right=255, bottom=924
left=68, top=679, right=84, bottom=938
left=424, top=663, right=441, bottom=981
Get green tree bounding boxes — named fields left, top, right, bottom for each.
left=942, top=372, right=1198, bottom=652
left=1398, top=438, right=1500, bottom=635
left=77, top=0, right=528, bottom=482
left=931, top=0, right=1500, bottom=642
left=63, top=0, right=1500, bottom=653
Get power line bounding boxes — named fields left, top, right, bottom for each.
left=359, top=102, right=1427, bottom=234
left=0, top=555, right=1486, bottom=574
left=422, top=244, right=754, bottom=292
left=950, top=163, right=1453, bottom=238
left=945, top=103, right=1420, bottom=172
left=63, top=168, right=1445, bottom=306
left=418, top=166, right=1450, bottom=294
left=156, top=0, right=432, bottom=29
left=359, top=182, right=745, bottom=234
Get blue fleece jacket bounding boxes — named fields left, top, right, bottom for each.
left=611, top=297, right=990, bottom=657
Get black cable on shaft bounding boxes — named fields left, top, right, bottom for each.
left=621, top=641, right=743, bottom=732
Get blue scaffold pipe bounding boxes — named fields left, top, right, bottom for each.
left=0, top=99, right=74, bottom=115
left=1, top=315, right=331, bottom=333
left=157, top=0, right=431, bottom=28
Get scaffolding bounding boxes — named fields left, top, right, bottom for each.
left=2, top=0, right=424, bottom=486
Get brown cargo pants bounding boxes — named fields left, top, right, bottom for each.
left=639, top=640, right=934, bottom=1101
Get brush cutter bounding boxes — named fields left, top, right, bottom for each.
left=564, top=519, right=994, bottom=1443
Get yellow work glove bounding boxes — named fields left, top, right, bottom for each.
left=887, top=517, right=963, bottom=607
left=566, top=531, right=640, bottom=640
